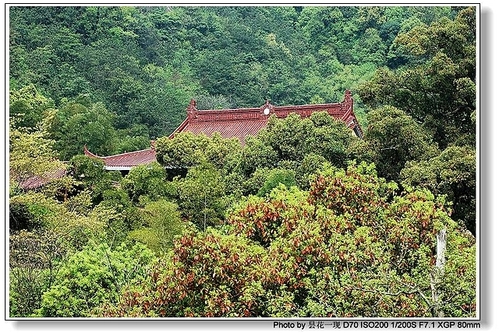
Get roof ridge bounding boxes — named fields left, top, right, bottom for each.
left=84, top=146, right=155, bottom=160
left=102, top=148, right=155, bottom=159
left=194, top=101, right=342, bottom=113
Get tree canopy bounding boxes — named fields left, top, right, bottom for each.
left=100, top=163, right=475, bottom=318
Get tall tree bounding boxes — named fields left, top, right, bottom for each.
left=9, top=115, right=65, bottom=191
left=9, top=84, right=55, bottom=130
left=358, top=7, right=476, bottom=149
left=128, top=199, right=185, bottom=254
left=400, top=144, right=476, bottom=235
left=49, top=100, right=118, bottom=160
left=155, top=132, right=241, bottom=171
left=239, top=112, right=357, bottom=178
left=174, top=163, right=226, bottom=230
left=348, top=105, right=439, bottom=181
left=121, top=161, right=175, bottom=203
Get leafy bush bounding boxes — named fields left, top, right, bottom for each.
left=36, top=242, right=155, bottom=317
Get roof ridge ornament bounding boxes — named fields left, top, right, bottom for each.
left=262, top=99, right=273, bottom=116
left=343, top=90, right=353, bottom=103
left=187, top=99, right=198, bottom=119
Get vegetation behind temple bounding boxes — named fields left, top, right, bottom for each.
left=8, top=6, right=476, bottom=318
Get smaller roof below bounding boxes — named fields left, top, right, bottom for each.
left=84, top=146, right=157, bottom=171
left=18, top=168, right=67, bottom=190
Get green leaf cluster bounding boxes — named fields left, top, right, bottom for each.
left=36, top=242, right=155, bottom=317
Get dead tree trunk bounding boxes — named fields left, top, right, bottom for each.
left=431, top=229, right=447, bottom=317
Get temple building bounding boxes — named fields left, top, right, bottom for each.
left=18, top=90, right=362, bottom=190
left=85, top=90, right=363, bottom=171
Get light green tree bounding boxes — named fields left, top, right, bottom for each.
left=36, top=242, right=155, bottom=317
left=9, top=116, right=66, bottom=192
left=174, top=163, right=226, bottom=230
left=155, top=131, right=241, bottom=171
left=128, top=199, right=185, bottom=254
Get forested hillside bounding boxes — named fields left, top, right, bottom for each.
left=8, top=5, right=477, bottom=318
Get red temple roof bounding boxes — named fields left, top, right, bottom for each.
left=84, top=145, right=157, bottom=171
left=170, top=90, right=363, bottom=142
left=84, top=90, right=363, bottom=170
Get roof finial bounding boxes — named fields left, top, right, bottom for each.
left=189, top=99, right=197, bottom=109
left=344, top=90, right=352, bottom=101
left=187, top=99, right=198, bottom=119
left=262, top=99, right=272, bottom=116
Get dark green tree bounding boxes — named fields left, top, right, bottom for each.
left=358, top=7, right=476, bottom=149
left=348, top=105, right=438, bottom=181
left=9, top=84, right=55, bottom=129
left=49, top=101, right=118, bottom=160
left=400, top=144, right=476, bottom=234
left=121, top=162, right=175, bottom=203
left=69, top=154, right=122, bottom=205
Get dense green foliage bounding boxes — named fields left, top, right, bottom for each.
left=100, top=164, right=475, bottom=317
left=128, top=199, right=184, bottom=254
left=9, top=115, right=66, bottom=189
left=36, top=242, right=155, bottom=317
left=8, top=5, right=476, bottom=318
left=237, top=113, right=356, bottom=177
left=348, top=105, right=439, bottom=181
left=358, top=7, right=476, bottom=149
left=400, top=145, right=476, bottom=234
